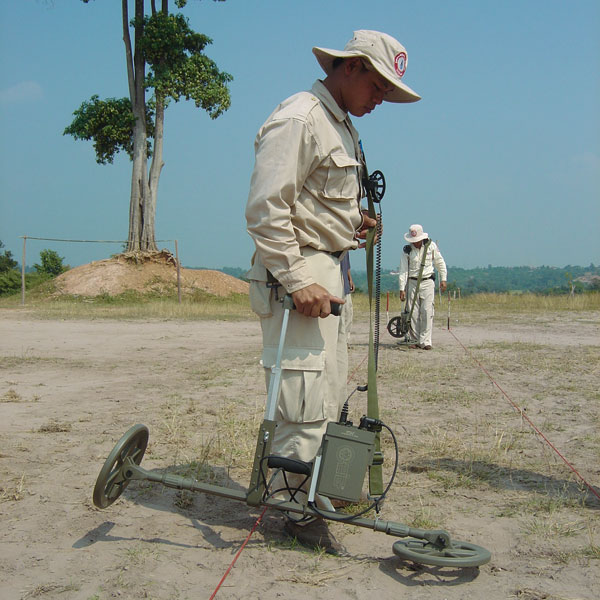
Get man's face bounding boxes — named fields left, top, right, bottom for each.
left=413, top=240, right=423, bottom=249
left=341, top=59, right=395, bottom=117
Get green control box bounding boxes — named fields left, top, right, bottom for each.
left=315, top=422, right=376, bottom=502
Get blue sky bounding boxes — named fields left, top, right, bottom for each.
left=1, top=0, right=598, bottom=271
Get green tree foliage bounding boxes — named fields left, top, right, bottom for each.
left=0, top=269, right=21, bottom=296
left=141, top=12, right=231, bottom=116
left=63, top=95, right=154, bottom=165
left=0, top=240, right=20, bottom=295
left=0, top=243, right=70, bottom=296
left=34, top=249, right=69, bottom=277
left=0, top=240, right=18, bottom=273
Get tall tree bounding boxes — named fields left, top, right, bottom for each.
left=65, top=0, right=232, bottom=251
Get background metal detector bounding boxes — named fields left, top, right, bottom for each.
left=92, top=295, right=491, bottom=568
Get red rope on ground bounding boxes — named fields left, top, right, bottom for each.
left=446, top=327, right=600, bottom=502
left=347, top=352, right=368, bottom=383
left=209, top=506, right=268, bottom=599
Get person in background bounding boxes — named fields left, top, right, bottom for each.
left=398, top=224, right=447, bottom=349
left=246, top=30, right=421, bottom=553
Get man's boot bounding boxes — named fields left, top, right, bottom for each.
left=284, top=518, right=346, bottom=555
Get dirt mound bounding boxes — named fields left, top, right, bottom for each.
left=53, top=250, right=249, bottom=298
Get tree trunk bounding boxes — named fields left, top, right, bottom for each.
left=123, top=0, right=158, bottom=252
left=144, top=93, right=165, bottom=249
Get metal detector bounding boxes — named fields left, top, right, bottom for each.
left=92, top=295, right=491, bottom=568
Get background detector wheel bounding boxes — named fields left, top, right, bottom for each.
left=387, top=316, right=404, bottom=338
left=93, top=424, right=149, bottom=509
left=392, top=538, right=491, bottom=568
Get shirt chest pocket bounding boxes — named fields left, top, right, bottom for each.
left=323, top=153, right=361, bottom=201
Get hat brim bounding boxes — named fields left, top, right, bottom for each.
left=312, top=46, right=421, bottom=103
left=404, top=232, right=428, bottom=243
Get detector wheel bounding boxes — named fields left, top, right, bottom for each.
left=93, top=424, right=149, bottom=509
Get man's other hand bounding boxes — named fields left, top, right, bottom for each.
left=355, top=211, right=380, bottom=248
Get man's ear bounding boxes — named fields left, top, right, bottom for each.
left=344, top=57, right=362, bottom=74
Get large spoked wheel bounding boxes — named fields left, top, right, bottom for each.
left=393, top=538, right=491, bottom=568
left=387, top=316, right=408, bottom=338
left=93, top=424, right=149, bottom=509
left=369, top=170, right=386, bottom=202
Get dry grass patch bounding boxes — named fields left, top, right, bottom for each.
left=37, top=420, right=72, bottom=433
left=0, top=474, right=26, bottom=502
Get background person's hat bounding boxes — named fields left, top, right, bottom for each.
left=312, top=30, right=421, bottom=103
left=404, top=224, right=428, bottom=243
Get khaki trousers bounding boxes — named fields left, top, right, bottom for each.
left=250, top=248, right=347, bottom=503
left=406, top=278, right=435, bottom=346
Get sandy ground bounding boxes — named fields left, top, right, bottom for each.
left=1, top=306, right=599, bottom=600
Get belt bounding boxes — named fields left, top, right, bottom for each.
left=409, top=275, right=434, bottom=281
left=300, top=246, right=345, bottom=259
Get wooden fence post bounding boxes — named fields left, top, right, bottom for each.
left=175, top=239, right=181, bottom=304
left=21, top=236, right=27, bottom=306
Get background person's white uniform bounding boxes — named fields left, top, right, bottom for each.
left=398, top=225, right=447, bottom=348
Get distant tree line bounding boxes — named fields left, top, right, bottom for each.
left=348, top=264, right=600, bottom=296
left=200, top=263, right=600, bottom=296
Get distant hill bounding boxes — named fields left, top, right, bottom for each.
left=192, top=264, right=600, bottom=296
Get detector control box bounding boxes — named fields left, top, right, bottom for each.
left=315, top=422, right=376, bottom=502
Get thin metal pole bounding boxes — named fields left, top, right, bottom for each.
left=174, top=239, right=181, bottom=304
left=21, top=236, right=26, bottom=306
left=386, top=291, right=389, bottom=326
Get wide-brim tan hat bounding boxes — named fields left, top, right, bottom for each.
left=312, top=30, right=421, bottom=103
left=404, top=224, right=428, bottom=243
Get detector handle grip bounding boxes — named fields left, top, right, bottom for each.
left=288, top=297, right=342, bottom=316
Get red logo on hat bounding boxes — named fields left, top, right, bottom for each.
left=394, top=52, right=407, bottom=78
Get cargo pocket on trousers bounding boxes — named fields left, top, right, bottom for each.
left=262, top=347, right=326, bottom=424
left=249, top=280, right=272, bottom=317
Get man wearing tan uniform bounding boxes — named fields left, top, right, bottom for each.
left=245, top=30, right=420, bottom=553
left=399, top=224, right=447, bottom=350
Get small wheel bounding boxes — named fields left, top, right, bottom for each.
left=393, top=538, right=491, bottom=568
left=93, top=424, right=149, bottom=509
left=369, top=170, right=386, bottom=201
left=387, top=316, right=406, bottom=338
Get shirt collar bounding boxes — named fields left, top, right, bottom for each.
left=311, top=80, right=347, bottom=122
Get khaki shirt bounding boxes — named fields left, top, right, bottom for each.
left=245, top=80, right=363, bottom=293
left=398, top=241, right=447, bottom=290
